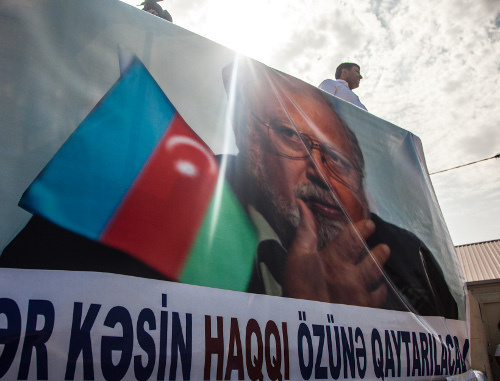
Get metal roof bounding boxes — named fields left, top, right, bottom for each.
left=455, top=239, right=500, bottom=284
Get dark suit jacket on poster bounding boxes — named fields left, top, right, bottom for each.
left=0, top=212, right=458, bottom=319
left=244, top=213, right=458, bottom=319
left=367, top=214, right=458, bottom=319
left=0, top=216, right=168, bottom=281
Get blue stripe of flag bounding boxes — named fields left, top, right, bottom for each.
left=20, top=58, right=176, bottom=240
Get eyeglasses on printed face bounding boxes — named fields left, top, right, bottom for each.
left=248, top=110, right=362, bottom=192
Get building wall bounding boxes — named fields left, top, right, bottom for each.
left=467, top=281, right=500, bottom=381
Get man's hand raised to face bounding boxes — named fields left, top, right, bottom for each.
left=285, top=200, right=390, bottom=308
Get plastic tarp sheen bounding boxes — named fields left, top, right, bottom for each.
left=0, top=0, right=469, bottom=380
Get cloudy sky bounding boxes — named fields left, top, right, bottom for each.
left=124, top=0, right=499, bottom=246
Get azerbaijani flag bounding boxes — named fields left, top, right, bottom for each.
left=20, top=58, right=257, bottom=292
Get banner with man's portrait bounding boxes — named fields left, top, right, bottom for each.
left=0, top=0, right=469, bottom=379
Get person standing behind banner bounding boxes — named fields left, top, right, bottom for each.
left=141, top=0, right=172, bottom=22
left=319, top=62, right=367, bottom=110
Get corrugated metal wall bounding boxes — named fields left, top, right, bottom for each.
left=456, top=240, right=500, bottom=283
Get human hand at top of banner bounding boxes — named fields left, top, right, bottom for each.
left=285, top=200, right=390, bottom=308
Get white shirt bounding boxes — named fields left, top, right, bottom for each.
left=318, top=79, right=367, bottom=110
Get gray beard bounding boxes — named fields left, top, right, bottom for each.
left=300, top=184, right=350, bottom=249
left=241, top=144, right=365, bottom=251
left=255, top=178, right=348, bottom=250
left=288, top=182, right=347, bottom=250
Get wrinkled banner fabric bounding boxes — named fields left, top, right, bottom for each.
left=0, top=0, right=469, bottom=380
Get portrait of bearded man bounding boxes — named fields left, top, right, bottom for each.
left=220, top=58, right=458, bottom=319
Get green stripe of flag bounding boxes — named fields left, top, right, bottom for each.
left=181, top=180, right=258, bottom=292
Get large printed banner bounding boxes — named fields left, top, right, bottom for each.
left=0, top=0, right=469, bottom=379
left=0, top=269, right=469, bottom=380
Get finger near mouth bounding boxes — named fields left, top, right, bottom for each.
left=305, top=199, right=343, bottom=220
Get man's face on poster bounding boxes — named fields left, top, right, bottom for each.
left=237, top=76, right=368, bottom=249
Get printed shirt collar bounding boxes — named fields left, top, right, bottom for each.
left=247, top=205, right=283, bottom=245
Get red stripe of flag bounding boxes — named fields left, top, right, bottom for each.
left=100, top=114, right=219, bottom=279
